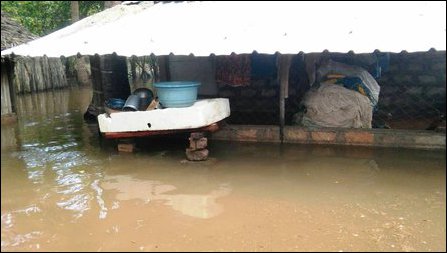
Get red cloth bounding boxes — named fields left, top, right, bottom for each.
left=215, top=54, right=251, bottom=87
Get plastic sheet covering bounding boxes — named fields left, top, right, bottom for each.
left=302, top=83, right=373, bottom=128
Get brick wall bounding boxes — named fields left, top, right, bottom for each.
left=377, top=51, right=446, bottom=121
left=215, top=51, right=446, bottom=129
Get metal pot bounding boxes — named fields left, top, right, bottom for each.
left=123, top=94, right=141, bottom=111
left=133, top=88, right=154, bottom=110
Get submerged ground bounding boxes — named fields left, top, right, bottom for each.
left=1, top=87, right=445, bottom=251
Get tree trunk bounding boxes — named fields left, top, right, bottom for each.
left=104, top=1, right=122, bottom=9
left=71, top=1, right=79, bottom=23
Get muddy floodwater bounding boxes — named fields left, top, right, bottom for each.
left=1, top=87, right=446, bottom=252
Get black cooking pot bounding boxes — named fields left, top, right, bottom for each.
left=123, top=94, right=140, bottom=111
left=133, top=88, right=154, bottom=110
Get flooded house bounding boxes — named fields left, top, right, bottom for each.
left=1, top=1, right=445, bottom=252
left=3, top=1, right=445, bottom=149
left=1, top=11, right=68, bottom=125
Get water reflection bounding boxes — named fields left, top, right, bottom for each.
left=1, top=126, right=18, bottom=151
left=102, top=175, right=232, bottom=219
left=1, top=88, right=107, bottom=248
left=91, top=179, right=108, bottom=219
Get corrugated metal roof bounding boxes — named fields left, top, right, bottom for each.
left=1, top=1, right=446, bottom=57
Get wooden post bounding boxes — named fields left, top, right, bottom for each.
left=1, top=63, right=13, bottom=116
left=130, top=56, right=137, bottom=84
left=156, top=55, right=171, bottom=82
left=6, top=56, right=17, bottom=114
left=89, top=54, right=105, bottom=113
left=276, top=54, right=293, bottom=143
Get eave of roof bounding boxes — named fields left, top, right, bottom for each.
left=1, top=1, right=446, bottom=57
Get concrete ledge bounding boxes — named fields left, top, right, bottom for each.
left=211, top=125, right=280, bottom=143
left=210, top=125, right=446, bottom=150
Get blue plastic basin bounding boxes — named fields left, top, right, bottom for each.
left=154, top=81, right=201, bottom=108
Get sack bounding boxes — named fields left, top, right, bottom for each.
left=316, top=59, right=381, bottom=107
left=301, top=83, right=373, bottom=128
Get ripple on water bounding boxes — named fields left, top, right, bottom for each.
left=56, top=194, right=91, bottom=214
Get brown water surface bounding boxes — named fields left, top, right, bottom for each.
left=1, top=87, right=446, bottom=251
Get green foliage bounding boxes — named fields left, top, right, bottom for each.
left=1, top=1, right=103, bottom=36
left=2, top=1, right=70, bottom=36
left=79, top=1, right=104, bottom=18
